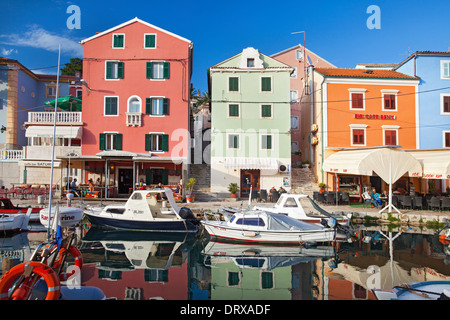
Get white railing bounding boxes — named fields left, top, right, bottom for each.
left=126, top=112, right=142, bottom=127
left=0, top=147, right=25, bottom=161
left=27, top=112, right=82, bottom=124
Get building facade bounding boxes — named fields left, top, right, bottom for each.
left=271, top=45, right=335, bottom=167
left=311, top=68, right=420, bottom=199
left=78, top=18, right=193, bottom=195
left=209, top=47, right=293, bottom=197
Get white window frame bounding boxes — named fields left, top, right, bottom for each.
left=349, top=124, right=367, bottom=147
left=260, top=75, right=273, bottom=93
left=381, top=89, right=399, bottom=112
left=348, top=88, right=366, bottom=110
left=440, top=93, right=450, bottom=115
left=227, top=103, right=240, bottom=118
left=112, top=33, right=125, bottom=49
left=444, top=130, right=450, bottom=148
left=260, top=133, right=273, bottom=150
left=227, top=133, right=240, bottom=150
left=290, top=90, right=298, bottom=103
left=260, top=103, right=273, bottom=119
left=382, top=125, right=400, bottom=146
left=46, top=85, right=57, bottom=97
left=127, top=95, right=142, bottom=113
left=148, top=132, right=165, bottom=152
left=105, top=60, right=121, bottom=81
left=104, top=96, right=119, bottom=116
left=227, top=75, right=240, bottom=93
left=441, top=60, right=450, bottom=80
left=104, top=131, right=119, bottom=150
left=144, top=33, right=157, bottom=49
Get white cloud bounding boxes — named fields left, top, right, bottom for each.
left=1, top=48, right=18, bottom=56
left=0, top=25, right=82, bottom=57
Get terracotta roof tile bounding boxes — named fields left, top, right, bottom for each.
left=315, top=68, right=419, bottom=80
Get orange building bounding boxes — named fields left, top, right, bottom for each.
left=311, top=68, right=420, bottom=199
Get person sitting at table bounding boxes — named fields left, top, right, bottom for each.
left=370, top=188, right=382, bottom=208
left=362, top=190, right=371, bottom=205
left=95, top=178, right=102, bottom=186
left=155, top=182, right=163, bottom=189
left=69, top=178, right=80, bottom=197
left=173, top=182, right=182, bottom=194
left=278, top=186, right=287, bottom=194
left=137, top=179, right=146, bottom=190
left=379, top=190, right=388, bottom=206
left=88, top=179, right=94, bottom=192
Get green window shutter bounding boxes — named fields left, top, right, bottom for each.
left=261, top=77, right=271, bottom=92
left=234, top=135, right=239, bottom=148
left=162, top=169, right=169, bottom=185
left=163, top=98, right=169, bottom=115
left=145, top=98, right=152, bottom=115
left=106, top=62, right=112, bottom=79
left=146, top=62, right=153, bottom=79
left=265, top=135, right=272, bottom=149
left=115, top=134, right=122, bottom=150
left=145, top=168, right=153, bottom=185
left=117, top=62, right=124, bottom=79
left=163, top=62, right=170, bottom=79
left=99, top=133, right=106, bottom=150
left=162, top=134, right=169, bottom=152
left=229, top=104, right=239, bottom=117
left=145, top=134, right=151, bottom=151
left=105, top=97, right=117, bottom=115
left=229, top=77, right=238, bottom=91
left=261, top=105, right=271, bottom=117
left=113, top=34, right=124, bottom=47
left=145, top=34, right=156, bottom=48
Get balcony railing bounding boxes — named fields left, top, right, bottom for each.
left=27, top=112, right=82, bottom=124
left=126, top=112, right=142, bottom=127
left=0, top=148, right=26, bottom=161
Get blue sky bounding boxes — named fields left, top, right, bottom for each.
left=1, top=0, right=450, bottom=93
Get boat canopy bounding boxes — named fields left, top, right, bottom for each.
left=242, top=212, right=325, bottom=231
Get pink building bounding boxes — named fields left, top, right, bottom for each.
left=271, top=45, right=335, bottom=167
left=78, top=18, right=193, bottom=195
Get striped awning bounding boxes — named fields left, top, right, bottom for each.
left=224, top=157, right=279, bottom=170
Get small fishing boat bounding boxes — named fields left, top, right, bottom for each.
left=0, top=198, right=41, bottom=222
left=84, top=188, right=200, bottom=233
left=0, top=209, right=32, bottom=235
left=372, top=281, right=450, bottom=300
left=201, top=210, right=336, bottom=245
left=252, top=193, right=351, bottom=225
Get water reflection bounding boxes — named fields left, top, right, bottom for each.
left=0, top=224, right=449, bottom=300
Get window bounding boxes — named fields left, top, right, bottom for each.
left=144, top=34, right=156, bottom=48
left=112, top=34, right=124, bottom=48
left=441, top=61, right=450, bottom=79
left=76, top=89, right=82, bottom=100
left=106, top=61, right=124, bottom=79
left=382, top=90, right=398, bottom=111
left=145, top=98, right=169, bottom=115
left=228, top=77, right=239, bottom=92
left=99, top=133, right=122, bottom=151
left=348, top=89, right=366, bottom=110
left=236, top=218, right=265, bottom=226
left=227, top=271, right=240, bottom=287
left=290, top=90, right=298, bottom=103
left=104, top=97, right=118, bottom=115
left=384, top=129, right=398, bottom=145
left=444, top=131, right=450, bottom=148
left=441, top=94, right=450, bottom=114
left=284, top=198, right=298, bottom=207
left=228, top=104, right=239, bottom=117
left=261, top=104, right=272, bottom=118
left=351, top=128, right=366, bottom=146
left=228, top=134, right=239, bottom=149
left=146, top=62, right=170, bottom=79
left=247, top=58, right=254, bottom=67
left=145, top=133, right=169, bottom=152
left=291, top=116, right=299, bottom=129
left=261, top=272, right=274, bottom=289
left=261, top=134, right=272, bottom=149
left=46, top=85, right=57, bottom=97
left=128, top=96, right=141, bottom=113
left=261, top=77, right=272, bottom=92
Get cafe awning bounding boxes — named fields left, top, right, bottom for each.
left=224, top=157, right=279, bottom=170
left=323, top=148, right=422, bottom=183
left=408, top=150, right=450, bottom=179
left=25, top=126, right=82, bottom=139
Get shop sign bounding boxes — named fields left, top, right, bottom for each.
left=354, top=114, right=396, bottom=120
left=423, top=173, right=450, bottom=179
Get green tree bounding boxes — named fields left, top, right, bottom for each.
left=61, top=58, right=82, bottom=76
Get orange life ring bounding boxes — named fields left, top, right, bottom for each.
left=439, top=234, right=450, bottom=245
left=0, top=261, right=60, bottom=300
left=52, top=245, right=83, bottom=281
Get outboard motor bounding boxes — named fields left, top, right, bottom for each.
left=179, top=207, right=200, bottom=226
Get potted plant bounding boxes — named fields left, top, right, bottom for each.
left=301, top=160, right=310, bottom=168
left=228, top=183, right=240, bottom=199
left=186, top=177, right=196, bottom=203
left=318, top=182, right=326, bottom=193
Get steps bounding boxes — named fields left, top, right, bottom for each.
left=189, top=164, right=214, bottom=201
left=290, top=167, right=319, bottom=196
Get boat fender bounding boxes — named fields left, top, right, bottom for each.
left=0, top=261, right=60, bottom=300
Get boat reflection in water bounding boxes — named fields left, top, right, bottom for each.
left=79, top=227, right=199, bottom=300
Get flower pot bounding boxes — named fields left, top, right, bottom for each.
left=186, top=196, right=195, bottom=203
left=230, top=193, right=237, bottom=199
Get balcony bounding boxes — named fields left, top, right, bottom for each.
left=26, top=112, right=83, bottom=125
left=126, top=112, right=142, bottom=127
left=0, top=148, right=26, bottom=161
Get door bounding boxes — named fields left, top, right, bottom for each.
left=118, top=169, right=133, bottom=194
left=240, top=170, right=260, bottom=198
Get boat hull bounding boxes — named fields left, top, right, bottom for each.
left=201, top=221, right=335, bottom=245
left=372, top=281, right=450, bottom=300
left=0, top=214, right=28, bottom=235
left=85, top=212, right=198, bottom=233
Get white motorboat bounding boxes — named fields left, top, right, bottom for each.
left=372, top=281, right=450, bottom=300
left=253, top=193, right=351, bottom=225
left=0, top=209, right=32, bottom=234
left=201, top=210, right=337, bottom=245
left=84, top=188, right=200, bottom=233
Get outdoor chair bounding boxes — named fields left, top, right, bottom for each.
left=325, top=193, right=335, bottom=205
left=0, top=188, right=7, bottom=198
left=391, top=196, right=399, bottom=208
left=341, top=192, right=350, bottom=205
left=402, top=196, right=413, bottom=209
left=442, top=198, right=450, bottom=211
left=317, top=193, right=325, bottom=203
left=23, top=188, right=33, bottom=199
left=270, top=191, right=279, bottom=203
left=313, top=191, right=319, bottom=201
left=413, top=196, right=423, bottom=210
left=7, top=187, right=17, bottom=198
left=429, top=197, right=441, bottom=211
left=251, top=190, right=258, bottom=201
left=259, top=189, right=268, bottom=202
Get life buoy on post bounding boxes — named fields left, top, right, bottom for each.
left=52, top=246, right=83, bottom=281
left=0, top=262, right=60, bottom=300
